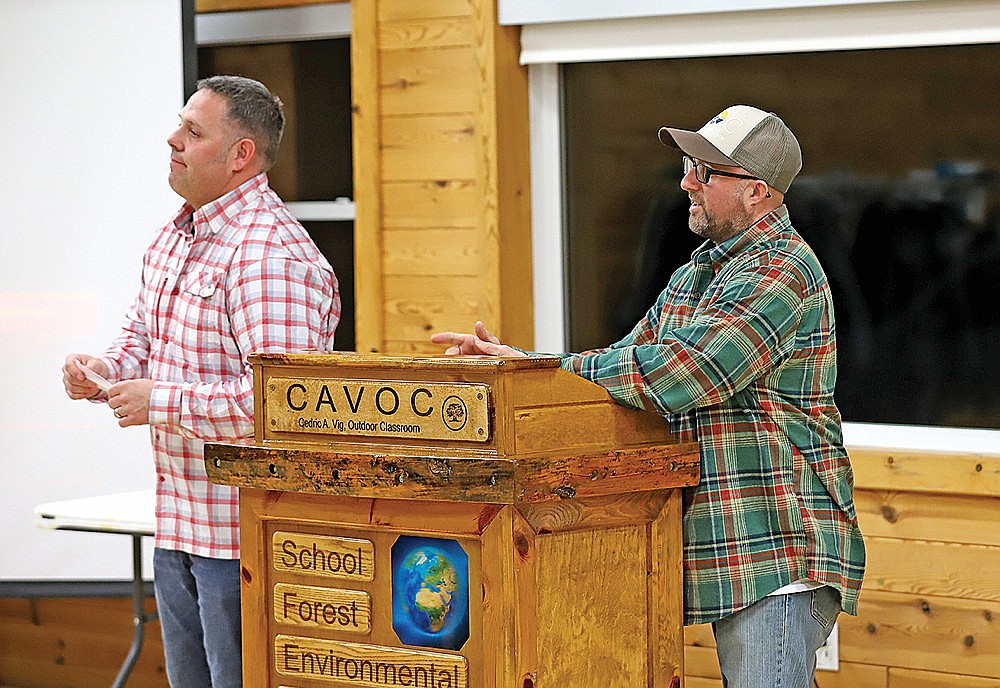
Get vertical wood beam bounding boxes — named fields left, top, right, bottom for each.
left=649, top=489, right=685, bottom=686
left=471, top=0, right=533, bottom=349
left=481, top=505, right=538, bottom=688
left=239, top=489, right=269, bottom=688
left=352, top=0, right=385, bottom=353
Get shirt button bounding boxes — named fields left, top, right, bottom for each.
left=158, top=475, right=165, bottom=482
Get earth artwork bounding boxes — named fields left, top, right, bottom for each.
left=391, top=536, right=470, bottom=651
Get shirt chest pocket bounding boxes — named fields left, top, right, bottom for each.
left=173, top=269, right=229, bottom=346
left=179, top=269, right=225, bottom=299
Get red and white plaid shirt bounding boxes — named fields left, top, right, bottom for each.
left=101, top=174, right=340, bottom=558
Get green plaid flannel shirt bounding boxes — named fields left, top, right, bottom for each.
left=559, top=206, right=865, bottom=625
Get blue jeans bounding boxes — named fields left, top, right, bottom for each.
left=153, top=548, right=243, bottom=688
left=712, top=586, right=841, bottom=688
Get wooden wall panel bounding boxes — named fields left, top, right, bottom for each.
left=863, top=537, right=1000, bottom=602
left=849, top=449, right=1000, bottom=497
left=0, top=597, right=167, bottom=688
left=685, top=678, right=721, bottom=688
left=855, top=489, right=1000, bottom=547
left=382, top=275, right=482, bottom=341
left=379, top=48, right=479, bottom=116
left=380, top=114, right=477, bottom=181
left=842, top=590, right=1000, bottom=678
left=889, top=668, right=1000, bottom=687
left=383, top=228, right=480, bottom=276
left=377, top=16, right=475, bottom=51
left=381, top=180, right=479, bottom=228
left=376, top=0, right=472, bottom=22
left=354, top=0, right=532, bottom=354
left=683, top=644, right=720, bottom=680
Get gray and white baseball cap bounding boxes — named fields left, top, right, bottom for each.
left=658, top=105, right=802, bottom=194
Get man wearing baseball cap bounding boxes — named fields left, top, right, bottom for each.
left=434, top=105, right=866, bottom=688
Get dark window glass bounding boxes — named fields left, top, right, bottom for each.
left=198, top=39, right=356, bottom=350
left=198, top=38, right=353, bottom=202
left=563, top=44, right=1000, bottom=429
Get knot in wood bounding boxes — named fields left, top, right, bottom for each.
left=881, top=505, right=898, bottom=523
left=553, top=485, right=576, bottom=499
left=514, top=534, right=530, bottom=558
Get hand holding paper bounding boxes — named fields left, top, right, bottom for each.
left=75, top=358, right=113, bottom=393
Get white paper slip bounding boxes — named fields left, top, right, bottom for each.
left=75, top=359, right=113, bottom=392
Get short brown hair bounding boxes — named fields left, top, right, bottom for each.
left=196, top=75, right=285, bottom=170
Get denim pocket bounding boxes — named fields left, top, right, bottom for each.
left=810, top=586, right=841, bottom=629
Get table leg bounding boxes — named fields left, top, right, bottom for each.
left=112, top=535, right=157, bottom=688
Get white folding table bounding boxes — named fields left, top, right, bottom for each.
left=34, top=490, right=156, bottom=688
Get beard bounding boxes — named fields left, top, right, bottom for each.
left=688, top=196, right=754, bottom=244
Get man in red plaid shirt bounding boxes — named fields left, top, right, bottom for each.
left=434, top=105, right=865, bottom=688
left=63, top=76, right=340, bottom=687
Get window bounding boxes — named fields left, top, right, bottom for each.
left=562, top=44, right=1000, bottom=429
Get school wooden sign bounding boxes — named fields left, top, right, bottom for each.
left=205, top=353, right=700, bottom=688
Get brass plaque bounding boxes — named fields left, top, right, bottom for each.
left=275, top=635, right=468, bottom=687
left=273, top=532, right=374, bottom=581
left=274, top=583, right=371, bottom=634
left=264, top=377, right=491, bottom=442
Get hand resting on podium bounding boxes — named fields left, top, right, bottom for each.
left=431, top=321, right=527, bottom=358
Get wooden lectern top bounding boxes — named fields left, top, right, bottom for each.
left=206, top=353, right=699, bottom=505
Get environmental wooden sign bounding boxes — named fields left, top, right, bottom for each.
left=264, top=377, right=491, bottom=442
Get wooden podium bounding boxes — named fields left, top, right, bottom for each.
left=205, top=353, right=699, bottom=688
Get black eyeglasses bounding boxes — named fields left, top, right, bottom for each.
left=682, top=155, right=761, bottom=184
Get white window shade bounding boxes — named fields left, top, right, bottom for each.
left=501, top=0, right=916, bottom=25
left=518, top=0, right=1000, bottom=64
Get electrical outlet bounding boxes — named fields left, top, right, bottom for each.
left=815, top=622, right=839, bottom=671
